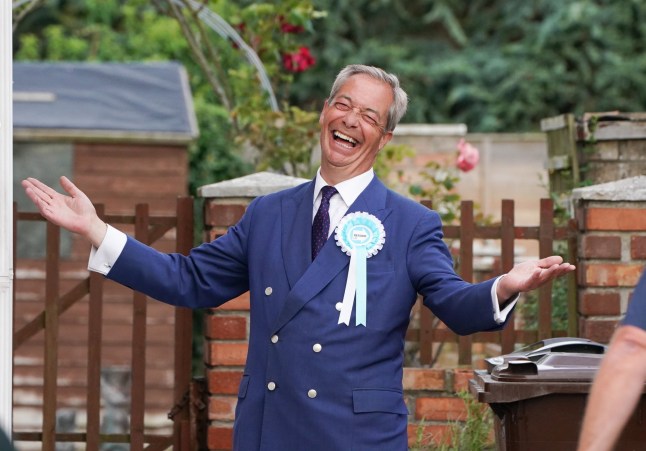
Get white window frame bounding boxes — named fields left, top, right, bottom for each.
left=1, top=0, right=14, bottom=438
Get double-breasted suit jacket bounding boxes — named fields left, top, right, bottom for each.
left=106, top=176, right=511, bottom=450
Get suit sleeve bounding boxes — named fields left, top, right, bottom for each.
left=407, top=209, right=513, bottom=335
left=622, top=269, right=646, bottom=330
left=106, top=197, right=260, bottom=309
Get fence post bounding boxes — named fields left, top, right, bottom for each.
left=130, top=204, right=150, bottom=451
left=500, top=200, right=515, bottom=354
left=42, top=222, right=60, bottom=451
left=458, top=201, right=474, bottom=365
left=86, top=204, right=105, bottom=451
left=174, top=197, right=195, bottom=450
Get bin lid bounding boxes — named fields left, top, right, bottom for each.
left=491, top=352, right=603, bottom=382
left=470, top=338, right=610, bottom=403
left=484, top=337, right=607, bottom=373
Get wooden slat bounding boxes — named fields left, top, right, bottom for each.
left=500, top=200, right=516, bottom=354
left=13, top=278, right=90, bottom=349
left=458, top=201, right=474, bottom=366
left=86, top=205, right=105, bottom=451
left=567, top=218, right=580, bottom=337
left=42, top=222, right=60, bottom=451
left=442, top=224, right=570, bottom=241
left=13, top=431, right=174, bottom=445
left=130, top=204, right=150, bottom=451
left=410, top=328, right=569, bottom=344
left=538, top=199, right=555, bottom=340
left=419, top=300, right=434, bottom=365
left=418, top=200, right=434, bottom=366
left=173, top=197, right=194, bottom=450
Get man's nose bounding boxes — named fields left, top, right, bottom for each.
left=342, top=107, right=360, bottom=127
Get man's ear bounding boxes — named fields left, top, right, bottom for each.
left=378, top=131, right=394, bottom=152
left=319, top=99, right=329, bottom=125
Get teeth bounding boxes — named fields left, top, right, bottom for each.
left=334, top=131, right=357, bottom=144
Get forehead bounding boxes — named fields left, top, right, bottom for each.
left=335, top=74, right=394, bottom=114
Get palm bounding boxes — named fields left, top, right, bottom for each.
left=22, top=176, right=96, bottom=235
left=499, top=256, right=575, bottom=299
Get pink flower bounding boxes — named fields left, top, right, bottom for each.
left=282, top=46, right=316, bottom=73
left=456, top=138, right=479, bottom=172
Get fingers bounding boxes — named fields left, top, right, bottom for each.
left=539, top=262, right=576, bottom=282
left=22, top=178, right=56, bottom=208
left=538, top=255, right=564, bottom=268
left=59, top=176, right=81, bottom=197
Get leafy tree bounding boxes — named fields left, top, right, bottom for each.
left=291, top=0, right=646, bottom=132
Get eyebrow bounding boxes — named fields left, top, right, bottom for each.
left=337, top=95, right=382, bottom=118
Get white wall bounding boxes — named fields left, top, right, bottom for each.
left=1, top=0, right=14, bottom=438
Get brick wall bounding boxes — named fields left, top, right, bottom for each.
left=574, top=176, right=646, bottom=343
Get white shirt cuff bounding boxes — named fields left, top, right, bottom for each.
left=491, top=275, right=519, bottom=324
left=88, top=225, right=127, bottom=275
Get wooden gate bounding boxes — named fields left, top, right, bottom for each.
left=407, top=198, right=578, bottom=366
left=12, top=198, right=203, bottom=450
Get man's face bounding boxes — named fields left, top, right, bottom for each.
left=319, top=74, right=394, bottom=183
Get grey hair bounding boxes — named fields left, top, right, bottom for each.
left=328, top=64, right=408, bottom=132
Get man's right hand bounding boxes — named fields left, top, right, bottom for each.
left=21, top=176, right=107, bottom=248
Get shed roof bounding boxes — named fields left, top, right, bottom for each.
left=13, top=61, right=199, bottom=144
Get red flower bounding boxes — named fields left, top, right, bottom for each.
left=279, top=15, right=305, bottom=34
left=456, top=138, right=480, bottom=172
left=282, top=47, right=316, bottom=73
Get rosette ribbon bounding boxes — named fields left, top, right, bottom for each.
left=335, top=212, right=385, bottom=326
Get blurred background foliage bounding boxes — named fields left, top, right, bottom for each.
left=13, top=0, right=646, bottom=189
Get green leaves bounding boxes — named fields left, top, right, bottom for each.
left=292, top=0, right=646, bottom=133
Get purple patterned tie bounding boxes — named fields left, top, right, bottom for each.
left=312, top=185, right=338, bottom=259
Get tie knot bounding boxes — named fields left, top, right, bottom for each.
left=320, top=185, right=337, bottom=202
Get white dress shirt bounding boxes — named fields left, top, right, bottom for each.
left=89, top=167, right=516, bottom=323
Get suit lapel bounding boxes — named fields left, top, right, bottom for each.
left=281, top=181, right=315, bottom=289
left=272, top=177, right=393, bottom=333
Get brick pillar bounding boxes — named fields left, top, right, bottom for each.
left=197, top=172, right=309, bottom=451
left=573, top=176, right=646, bottom=343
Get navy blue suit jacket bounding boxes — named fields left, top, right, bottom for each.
left=107, top=176, right=511, bottom=450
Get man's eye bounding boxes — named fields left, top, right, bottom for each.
left=363, top=114, right=378, bottom=126
left=335, top=101, right=350, bottom=111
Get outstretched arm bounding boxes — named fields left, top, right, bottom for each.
left=21, top=176, right=108, bottom=247
left=496, top=255, right=575, bottom=303
left=577, top=325, right=646, bottom=451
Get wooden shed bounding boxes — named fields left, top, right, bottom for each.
left=12, top=61, right=198, bottom=437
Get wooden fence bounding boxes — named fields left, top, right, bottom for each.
left=407, top=198, right=578, bottom=366
left=12, top=198, right=200, bottom=451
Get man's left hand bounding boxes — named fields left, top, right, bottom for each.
left=496, top=256, right=575, bottom=302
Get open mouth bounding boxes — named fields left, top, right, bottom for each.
left=333, top=130, right=358, bottom=148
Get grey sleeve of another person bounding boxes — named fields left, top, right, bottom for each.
left=0, top=426, right=14, bottom=451
left=622, top=270, right=646, bottom=330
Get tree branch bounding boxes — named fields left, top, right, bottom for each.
left=12, top=0, right=45, bottom=33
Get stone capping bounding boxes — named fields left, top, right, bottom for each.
left=393, top=123, right=467, bottom=136
left=571, top=176, right=646, bottom=202
left=198, top=171, right=310, bottom=198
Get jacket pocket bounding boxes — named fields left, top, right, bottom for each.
left=237, top=374, right=250, bottom=399
left=352, top=388, right=409, bottom=414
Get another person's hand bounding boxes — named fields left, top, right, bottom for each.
left=496, top=256, right=575, bottom=302
left=21, top=176, right=107, bottom=247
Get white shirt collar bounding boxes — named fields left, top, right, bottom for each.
left=313, top=168, right=374, bottom=207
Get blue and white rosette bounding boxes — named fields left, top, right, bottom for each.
left=335, top=212, right=385, bottom=326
